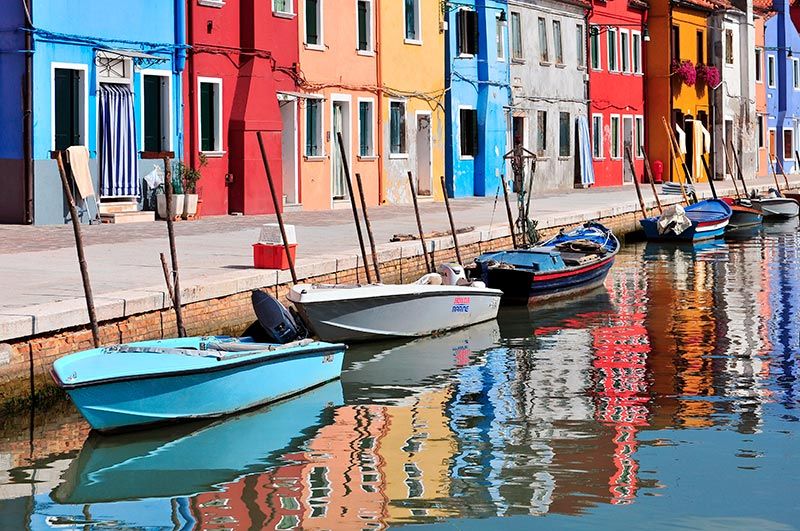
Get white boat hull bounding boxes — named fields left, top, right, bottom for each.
left=288, top=283, right=502, bottom=342
left=751, top=197, right=800, bottom=219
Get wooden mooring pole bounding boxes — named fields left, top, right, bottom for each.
left=337, top=132, right=372, bottom=284
left=55, top=151, right=100, bottom=347
left=440, top=175, right=463, bottom=265
left=162, top=156, right=186, bottom=337
left=626, top=147, right=648, bottom=218
left=355, top=173, right=382, bottom=283
left=407, top=171, right=434, bottom=273
left=642, top=150, right=664, bottom=214
left=500, top=176, right=518, bottom=248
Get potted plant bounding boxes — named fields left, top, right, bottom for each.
left=696, top=63, right=721, bottom=87
left=671, top=59, right=697, bottom=86
left=156, top=172, right=185, bottom=220
left=176, top=153, right=206, bottom=220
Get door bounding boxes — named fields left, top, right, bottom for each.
left=143, top=75, right=164, bottom=152
left=54, top=68, right=81, bottom=150
left=415, top=114, right=432, bottom=196
left=331, top=101, right=347, bottom=200
left=622, top=116, right=634, bottom=182
left=280, top=100, right=298, bottom=205
left=511, top=116, right=526, bottom=190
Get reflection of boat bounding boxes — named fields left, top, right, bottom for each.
left=763, top=217, right=800, bottom=234
left=51, top=380, right=343, bottom=504
left=640, top=199, right=732, bottom=241
left=470, top=222, right=620, bottom=305
left=642, top=239, right=728, bottom=262
left=288, top=264, right=502, bottom=342
left=342, top=319, right=501, bottom=403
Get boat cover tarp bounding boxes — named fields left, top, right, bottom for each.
left=657, top=204, right=693, bottom=235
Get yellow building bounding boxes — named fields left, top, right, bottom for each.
left=646, top=0, right=713, bottom=183
left=378, top=0, right=446, bottom=202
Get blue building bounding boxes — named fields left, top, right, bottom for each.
left=444, top=0, right=511, bottom=198
left=765, top=0, right=800, bottom=173
left=0, top=0, right=186, bottom=224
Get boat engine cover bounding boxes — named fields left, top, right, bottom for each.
left=250, top=290, right=308, bottom=344
left=438, top=263, right=469, bottom=286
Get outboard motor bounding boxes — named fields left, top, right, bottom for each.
left=246, top=290, right=308, bottom=344
left=438, top=263, right=469, bottom=286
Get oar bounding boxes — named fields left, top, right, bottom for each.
left=661, top=116, right=691, bottom=205
left=500, top=176, right=518, bottom=248
left=642, top=149, right=663, bottom=214
left=768, top=153, right=783, bottom=193
left=355, top=173, right=381, bottom=283
left=626, top=146, right=648, bottom=218
left=700, top=155, right=718, bottom=199
left=440, top=175, right=463, bottom=264
left=730, top=141, right=750, bottom=197
left=664, top=117, right=700, bottom=204
left=407, top=171, right=434, bottom=272
left=724, top=146, right=742, bottom=199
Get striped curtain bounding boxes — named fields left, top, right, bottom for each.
left=99, top=83, right=139, bottom=197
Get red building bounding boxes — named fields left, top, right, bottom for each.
left=588, top=0, right=648, bottom=186
left=185, top=0, right=300, bottom=216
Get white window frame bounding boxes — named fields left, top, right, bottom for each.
left=496, top=13, right=506, bottom=62
left=197, top=77, right=224, bottom=156
left=757, top=115, right=765, bottom=148
left=198, top=0, right=225, bottom=7
left=632, top=30, right=642, bottom=74
left=304, top=94, right=325, bottom=159
left=538, top=17, right=549, bottom=63
left=620, top=29, right=630, bottom=74
left=592, top=113, right=604, bottom=160
left=389, top=98, right=408, bottom=158
left=355, top=0, right=374, bottom=54
left=404, top=0, right=422, bottom=45
left=755, top=48, right=763, bottom=83
left=552, top=20, right=563, bottom=65
left=610, top=114, right=621, bottom=159
left=273, top=0, right=294, bottom=16
left=607, top=28, right=618, bottom=73
left=576, top=23, right=585, bottom=68
left=768, top=54, right=776, bottom=88
left=458, top=105, right=477, bottom=160
left=635, top=115, right=644, bottom=158
left=536, top=109, right=548, bottom=157
left=139, top=69, right=174, bottom=153
left=304, top=0, right=324, bottom=50
left=590, top=25, right=601, bottom=71
left=783, top=128, right=794, bottom=160
left=793, top=58, right=800, bottom=90
left=725, top=28, right=734, bottom=65
left=768, top=126, right=776, bottom=156
left=457, top=7, right=477, bottom=58
left=50, top=62, right=89, bottom=152
left=510, top=11, right=523, bottom=62
left=357, top=97, right=376, bottom=158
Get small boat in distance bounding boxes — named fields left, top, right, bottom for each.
left=468, top=222, right=620, bottom=305
left=52, top=292, right=346, bottom=432
left=288, top=263, right=502, bottom=343
left=749, top=190, right=800, bottom=219
left=640, top=199, right=732, bottom=241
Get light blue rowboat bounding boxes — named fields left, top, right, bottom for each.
left=51, top=336, right=345, bottom=433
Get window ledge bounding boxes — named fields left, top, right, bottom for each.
left=273, top=11, right=296, bottom=19
left=304, top=155, right=326, bottom=161
left=594, top=156, right=606, bottom=160
left=558, top=155, right=571, bottom=160
left=201, top=150, right=226, bottom=158
left=539, top=61, right=551, bottom=66
left=497, top=57, right=507, bottom=63
left=358, top=155, right=378, bottom=161
left=555, top=63, right=567, bottom=69
left=459, top=155, right=475, bottom=160
left=404, top=39, right=423, bottom=46
left=458, top=53, right=475, bottom=59
left=357, top=49, right=375, bottom=57
left=197, top=0, right=225, bottom=7
left=389, top=153, right=409, bottom=159
left=304, top=43, right=325, bottom=52
left=511, top=58, right=525, bottom=64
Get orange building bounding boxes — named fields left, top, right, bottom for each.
left=754, top=0, right=775, bottom=178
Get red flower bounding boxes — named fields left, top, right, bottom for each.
left=671, top=59, right=697, bottom=86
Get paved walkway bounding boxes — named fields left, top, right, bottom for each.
left=1, top=176, right=797, bottom=341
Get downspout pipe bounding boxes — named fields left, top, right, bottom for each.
left=375, top=0, right=384, bottom=204
left=23, top=0, right=33, bottom=224
left=174, top=0, right=187, bottom=161
left=187, top=0, right=196, bottom=169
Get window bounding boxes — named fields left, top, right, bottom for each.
left=698, top=30, right=705, bottom=64
left=511, top=12, right=523, bottom=61
left=457, top=9, right=478, bottom=56
left=592, top=114, right=603, bottom=159
left=305, top=0, right=322, bottom=46
left=305, top=97, right=323, bottom=157
left=358, top=100, right=374, bottom=157
left=404, top=0, right=421, bottom=42
left=459, top=108, right=478, bottom=158
left=390, top=100, right=406, bottom=154
left=632, top=31, right=642, bottom=74
left=757, top=115, right=765, bottom=148
left=142, top=73, right=170, bottom=152
left=553, top=21, right=563, bottom=64
left=53, top=66, right=86, bottom=150
left=576, top=24, right=585, bottom=68
left=357, top=0, right=372, bottom=52
left=620, top=29, right=630, bottom=73
left=590, top=25, right=601, bottom=69
left=538, top=17, right=549, bottom=63
left=607, top=28, right=618, bottom=72
left=784, top=129, right=794, bottom=160
left=793, top=58, right=799, bottom=89
left=755, top=48, right=763, bottom=83
left=768, top=54, right=776, bottom=87
left=724, top=29, right=733, bottom=64
left=536, top=110, right=547, bottom=156
left=496, top=14, right=506, bottom=60
left=273, top=0, right=292, bottom=14
left=610, top=115, right=620, bottom=159
left=672, top=25, right=680, bottom=61
left=198, top=78, right=222, bottom=153
left=559, top=112, right=570, bottom=156
left=635, top=115, right=644, bottom=158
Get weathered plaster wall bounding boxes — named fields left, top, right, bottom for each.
left=0, top=0, right=26, bottom=223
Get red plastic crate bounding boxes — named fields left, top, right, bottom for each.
left=253, top=243, right=297, bottom=270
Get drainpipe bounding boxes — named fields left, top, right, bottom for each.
left=23, top=0, right=33, bottom=224
left=375, top=0, right=384, bottom=204
left=187, top=0, right=196, bottom=169
left=584, top=4, right=592, bottom=187
left=174, top=0, right=186, bottom=161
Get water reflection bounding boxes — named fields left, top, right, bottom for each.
left=1, top=223, right=799, bottom=529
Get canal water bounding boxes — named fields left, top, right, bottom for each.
left=1, top=220, right=799, bottom=530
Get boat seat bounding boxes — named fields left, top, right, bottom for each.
left=559, top=252, right=599, bottom=266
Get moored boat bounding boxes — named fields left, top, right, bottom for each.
left=721, top=197, right=763, bottom=230
left=749, top=192, right=800, bottom=219
left=288, top=263, right=502, bottom=342
left=640, top=199, right=732, bottom=241
left=468, top=222, right=620, bottom=305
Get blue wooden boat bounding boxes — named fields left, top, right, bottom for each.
left=468, top=222, right=620, bottom=305
left=51, top=292, right=345, bottom=432
left=640, top=199, right=732, bottom=241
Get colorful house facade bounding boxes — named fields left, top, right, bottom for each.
left=185, top=0, right=299, bottom=216
left=0, top=0, right=184, bottom=224
left=765, top=0, right=800, bottom=173
left=588, top=0, right=648, bottom=186
left=445, top=0, right=511, bottom=198
left=509, top=0, right=592, bottom=192
left=754, top=0, right=774, bottom=177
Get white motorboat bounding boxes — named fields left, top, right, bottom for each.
left=287, top=264, right=502, bottom=342
left=750, top=192, right=799, bottom=219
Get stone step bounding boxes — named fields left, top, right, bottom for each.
left=100, top=211, right=155, bottom=224
left=99, top=201, right=139, bottom=214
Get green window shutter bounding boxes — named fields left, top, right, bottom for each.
left=357, top=1, right=368, bottom=50
left=200, top=82, right=215, bottom=152
left=143, top=76, right=162, bottom=152
left=359, top=102, right=369, bottom=155
left=54, top=68, right=80, bottom=150
left=306, top=0, right=319, bottom=44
